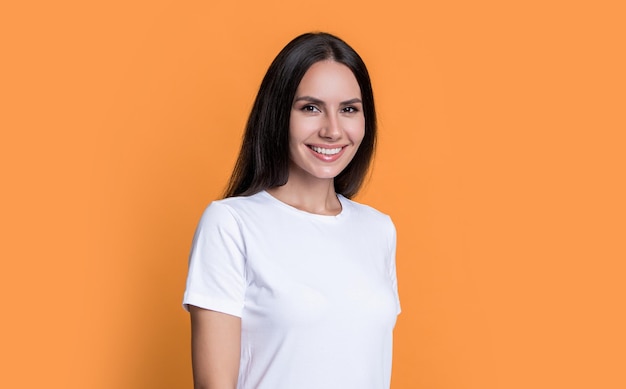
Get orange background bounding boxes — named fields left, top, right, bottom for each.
left=1, top=1, right=625, bottom=388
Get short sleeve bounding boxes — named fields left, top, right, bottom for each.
left=387, top=218, right=401, bottom=315
left=183, top=202, right=246, bottom=317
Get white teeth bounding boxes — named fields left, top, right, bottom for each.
left=311, top=146, right=342, bottom=155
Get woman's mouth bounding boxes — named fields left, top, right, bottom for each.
left=307, top=145, right=347, bottom=162
left=309, top=146, right=343, bottom=155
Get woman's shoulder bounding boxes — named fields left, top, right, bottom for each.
left=200, top=191, right=273, bottom=221
left=340, top=196, right=394, bottom=225
left=340, top=197, right=396, bottom=249
left=209, top=191, right=268, bottom=208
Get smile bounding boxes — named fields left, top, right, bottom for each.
left=309, top=146, right=343, bottom=155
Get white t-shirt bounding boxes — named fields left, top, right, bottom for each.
left=183, top=190, right=400, bottom=389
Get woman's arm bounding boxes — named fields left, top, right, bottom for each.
left=189, top=305, right=241, bottom=389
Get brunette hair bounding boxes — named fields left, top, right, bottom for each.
left=224, top=32, right=377, bottom=199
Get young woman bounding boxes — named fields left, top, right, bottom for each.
left=183, top=32, right=400, bottom=389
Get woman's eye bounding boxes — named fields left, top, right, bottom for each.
left=302, top=105, right=320, bottom=112
left=342, top=106, right=358, bottom=113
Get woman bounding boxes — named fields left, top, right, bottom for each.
left=183, top=32, right=400, bottom=389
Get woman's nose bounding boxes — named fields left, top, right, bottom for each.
left=319, top=113, right=341, bottom=140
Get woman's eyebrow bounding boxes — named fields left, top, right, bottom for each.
left=293, top=96, right=363, bottom=105
left=293, top=96, right=325, bottom=105
left=340, top=98, right=363, bottom=105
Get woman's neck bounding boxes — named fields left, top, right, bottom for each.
left=266, top=170, right=342, bottom=216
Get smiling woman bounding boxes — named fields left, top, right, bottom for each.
left=285, top=60, right=366, bottom=193
left=183, top=32, right=400, bottom=389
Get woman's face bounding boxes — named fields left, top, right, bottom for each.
left=288, top=60, right=365, bottom=183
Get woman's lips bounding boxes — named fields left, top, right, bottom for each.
left=307, top=145, right=347, bottom=162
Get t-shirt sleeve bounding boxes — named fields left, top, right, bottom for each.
left=387, top=217, right=401, bottom=315
left=182, top=202, right=246, bottom=317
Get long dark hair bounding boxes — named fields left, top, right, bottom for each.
left=224, top=32, right=377, bottom=199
